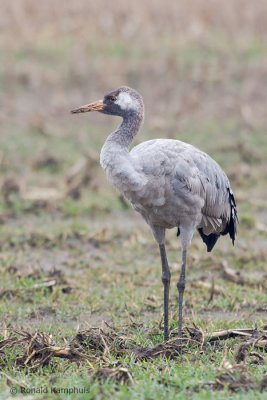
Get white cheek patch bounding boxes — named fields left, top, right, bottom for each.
left=115, top=92, right=138, bottom=111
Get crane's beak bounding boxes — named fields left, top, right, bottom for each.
left=71, top=100, right=105, bottom=114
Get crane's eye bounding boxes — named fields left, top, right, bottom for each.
left=108, top=95, right=117, bottom=102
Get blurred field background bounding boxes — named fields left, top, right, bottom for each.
left=0, top=1, right=267, bottom=399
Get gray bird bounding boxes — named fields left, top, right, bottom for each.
left=71, top=86, right=237, bottom=341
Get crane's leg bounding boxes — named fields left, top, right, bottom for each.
left=159, top=244, right=171, bottom=341
left=177, top=249, right=187, bottom=338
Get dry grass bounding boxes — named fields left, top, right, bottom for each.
left=1, top=324, right=266, bottom=367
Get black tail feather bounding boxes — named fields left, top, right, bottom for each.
left=221, top=188, right=238, bottom=245
left=198, top=228, right=220, bottom=252
left=199, top=187, right=238, bottom=251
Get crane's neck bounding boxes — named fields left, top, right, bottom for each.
left=100, top=112, right=143, bottom=170
left=107, top=112, right=143, bottom=148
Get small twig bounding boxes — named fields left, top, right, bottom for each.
left=100, top=334, right=110, bottom=357
left=249, top=351, right=265, bottom=361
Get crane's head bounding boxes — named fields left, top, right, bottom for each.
left=71, top=86, right=144, bottom=118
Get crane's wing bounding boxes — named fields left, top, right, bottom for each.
left=131, top=139, right=237, bottom=248
left=172, top=145, right=238, bottom=247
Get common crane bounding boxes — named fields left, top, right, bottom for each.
left=71, top=86, right=238, bottom=341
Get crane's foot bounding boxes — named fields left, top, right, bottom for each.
left=178, top=325, right=182, bottom=338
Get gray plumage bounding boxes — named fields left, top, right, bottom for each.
left=71, top=86, right=238, bottom=341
